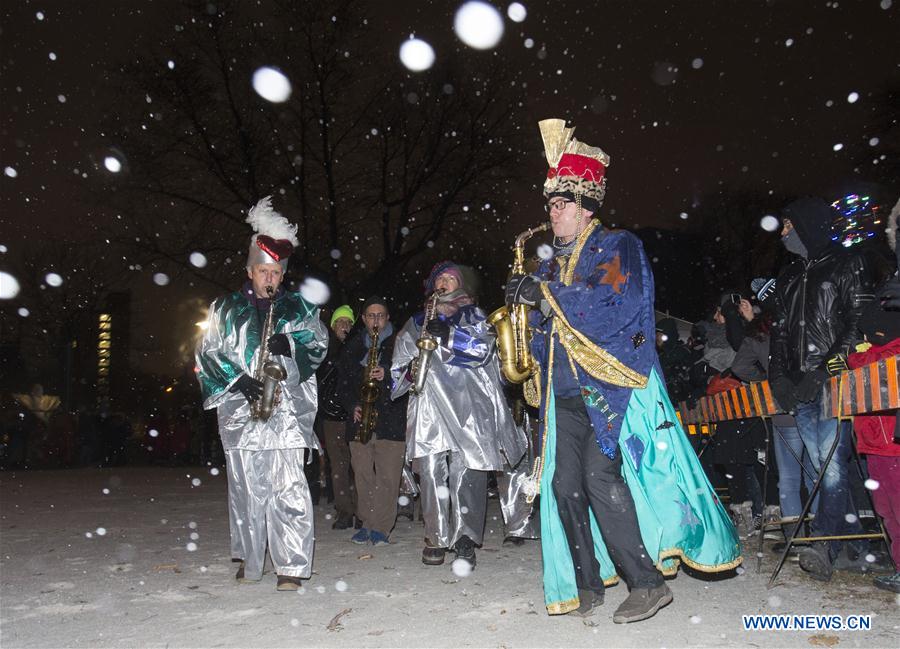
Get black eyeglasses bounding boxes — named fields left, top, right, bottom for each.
left=544, top=199, right=573, bottom=213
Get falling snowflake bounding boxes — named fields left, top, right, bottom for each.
left=847, top=91, right=859, bottom=103
left=191, top=478, right=201, bottom=487
left=864, top=478, right=880, bottom=491
left=691, top=58, right=703, bottom=69
left=4, top=166, right=17, bottom=178
left=0, top=272, right=21, bottom=299
left=335, top=580, right=348, bottom=592
left=148, top=428, right=159, bottom=438
left=507, top=3, right=527, bottom=22
left=760, top=215, right=780, bottom=232
left=96, top=527, right=107, bottom=536
left=399, top=38, right=435, bottom=72
left=436, top=485, right=451, bottom=499
left=537, top=243, right=553, bottom=260
left=451, top=558, right=473, bottom=577
left=398, top=495, right=410, bottom=506
left=252, top=67, right=292, bottom=103
left=454, top=2, right=504, bottom=50
left=153, top=273, right=170, bottom=286
left=104, top=156, right=122, bottom=173
left=299, top=277, right=330, bottom=305
left=189, top=252, right=207, bottom=268
left=833, top=143, right=844, bottom=151
left=186, top=542, right=198, bottom=552
left=45, top=272, right=63, bottom=287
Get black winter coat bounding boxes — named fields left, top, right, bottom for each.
left=769, top=245, right=880, bottom=382
left=335, top=328, right=408, bottom=442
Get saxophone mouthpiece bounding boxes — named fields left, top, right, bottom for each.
left=265, top=285, right=275, bottom=297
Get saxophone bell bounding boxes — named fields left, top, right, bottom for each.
left=488, top=222, right=549, bottom=384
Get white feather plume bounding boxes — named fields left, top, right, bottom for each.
left=245, top=195, right=299, bottom=246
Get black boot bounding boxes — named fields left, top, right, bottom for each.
left=569, top=589, right=604, bottom=617
left=422, top=545, right=447, bottom=566
left=613, top=583, right=673, bottom=624
left=798, top=541, right=834, bottom=582
left=332, top=512, right=354, bottom=530
left=453, top=535, right=476, bottom=569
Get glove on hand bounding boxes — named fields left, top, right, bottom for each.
left=796, top=369, right=828, bottom=403
left=230, top=373, right=264, bottom=403
left=505, top=274, right=543, bottom=307
left=770, top=376, right=798, bottom=412
left=425, top=319, right=451, bottom=345
left=825, top=354, right=848, bottom=376
left=267, top=333, right=292, bottom=357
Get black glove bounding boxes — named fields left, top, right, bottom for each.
left=506, top=274, right=542, bottom=307
left=426, top=318, right=451, bottom=345
left=770, top=376, right=798, bottom=413
left=267, top=333, right=292, bottom=357
left=796, top=369, right=829, bottom=403
left=229, top=373, right=264, bottom=403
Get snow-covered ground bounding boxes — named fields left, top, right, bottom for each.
left=1, top=467, right=898, bottom=648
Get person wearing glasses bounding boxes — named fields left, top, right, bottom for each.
left=390, top=262, right=525, bottom=571
left=334, top=296, right=408, bottom=546
left=505, top=119, right=740, bottom=623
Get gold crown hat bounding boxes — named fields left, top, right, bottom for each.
left=539, top=118, right=611, bottom=206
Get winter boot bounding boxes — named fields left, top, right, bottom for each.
left=422, top=544, right=447, bottom=566
left=612, top=583, right=673, bottom=624
left=798, top=541, right=834, bottom=582
left=276, top=575, right=304, bottom=591
left=873, top=572, right=900, bottom=594
left=569, top=589, right=604, bottom=618
left=453, top=535, right=477, bottom=569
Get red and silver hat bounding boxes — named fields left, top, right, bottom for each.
left=245, top=196, right=298, bottom=271
left=539, top=118, right=610, bottom=208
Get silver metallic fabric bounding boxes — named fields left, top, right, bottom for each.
left=400, top=462, right=419, bottom=496
left=197, top=288, right=327, bottom=580
left=390, top=307, right=525, bottom=470
left=414, top=451, right=488, bottom=548
left=225, top=448, right=314, bottom=579
left=498, top=411, right=539, bottom=539
left=196, top=290, right=327, bottom=451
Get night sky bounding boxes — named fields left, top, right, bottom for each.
left=1, top=0, right=898, bottom=375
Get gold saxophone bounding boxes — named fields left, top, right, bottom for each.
left=410, top=289, right=443, bottom=395
left=356, top=326, right=380, bottom=444
left=487, top=222, right=550, bottom=384
left=251, top=285, right=287, bottom=421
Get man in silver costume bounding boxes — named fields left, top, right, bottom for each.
left=391, top=262, right=526, bottom=569
left=195, top=197, right=328, bottom=591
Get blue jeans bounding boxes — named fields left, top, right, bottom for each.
left=772, top=424, right=818, bottom=520
left=794, top=399, right=862, bottom=559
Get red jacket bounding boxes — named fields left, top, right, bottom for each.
left=848, top=338, right=900, bottom=457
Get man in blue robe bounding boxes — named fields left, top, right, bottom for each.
left=506, top=119, right=741, bottom=623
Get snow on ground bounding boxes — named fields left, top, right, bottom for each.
left=1, top=467, right=898, bottom=648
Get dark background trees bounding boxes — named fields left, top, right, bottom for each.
left=95, top=0, right=530, bottom=314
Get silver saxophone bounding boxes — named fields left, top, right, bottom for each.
left=251, top=285, right=286, bottom=420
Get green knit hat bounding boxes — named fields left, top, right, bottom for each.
left=330, top=305, right=355, bottom=328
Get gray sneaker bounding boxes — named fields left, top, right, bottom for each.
left=613, top=583, right=673, bottom=624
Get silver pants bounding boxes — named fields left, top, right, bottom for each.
left=497, top=458, right=539, bottom=539
left=225, top=448, right=314, bottom=580
left=414, top=450, right=487, bottom=548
